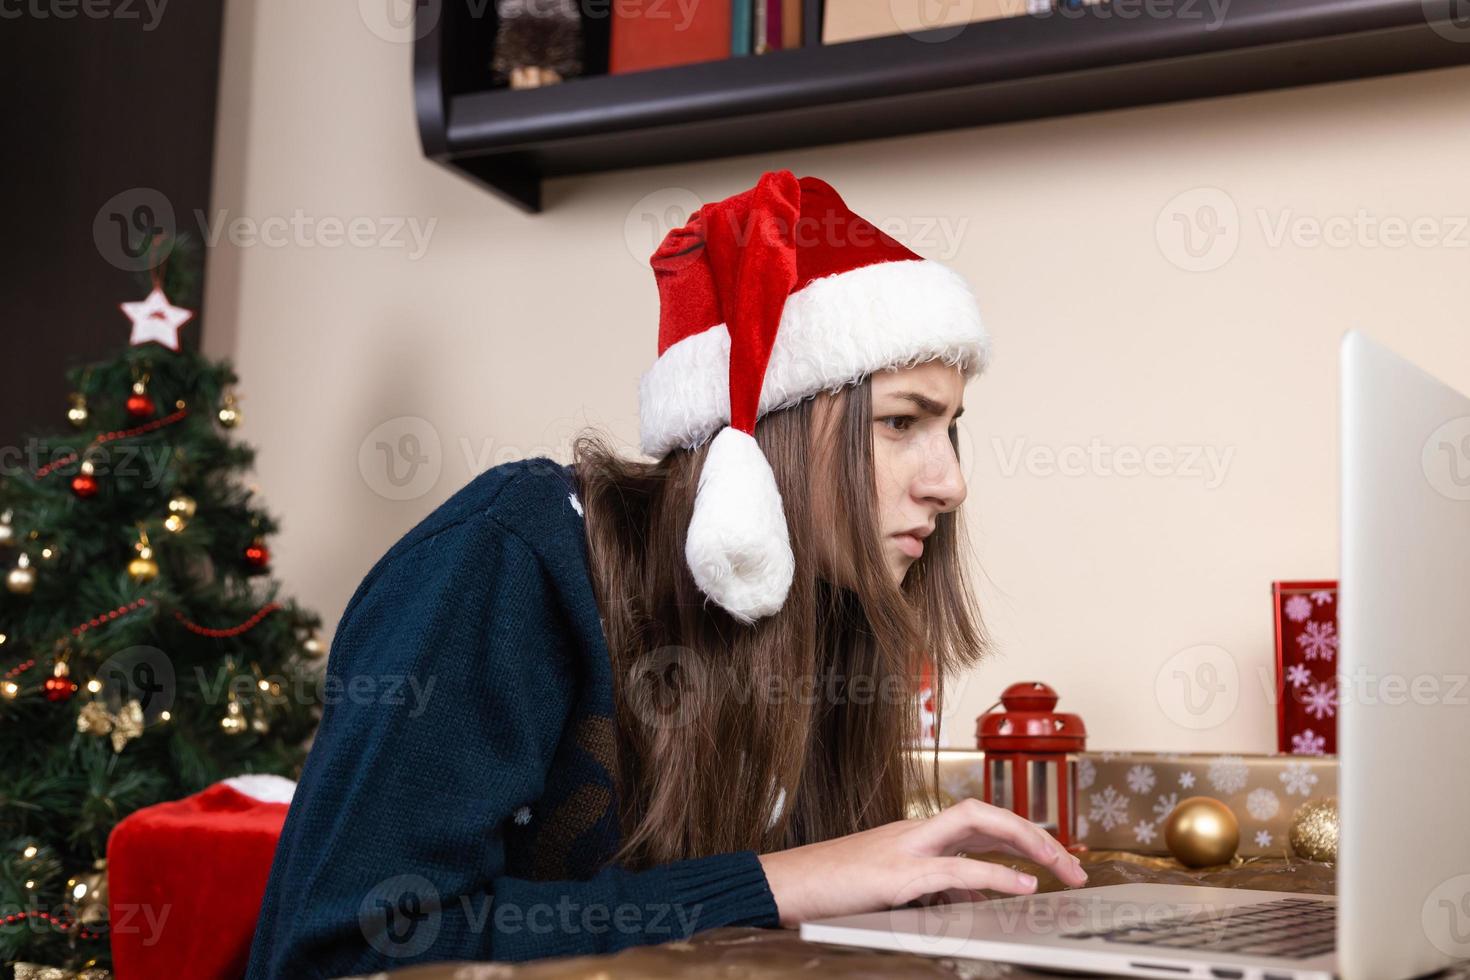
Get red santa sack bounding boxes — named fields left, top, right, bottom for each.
left=107, top=774, right=295, bottom=980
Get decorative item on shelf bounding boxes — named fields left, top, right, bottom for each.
left=1072, top=750, right=1337, bottom=857
left=217, top=387, right=241, bottom=428
left=0, top=508, right=14, bottom=546
left=1163, top=795, right=1239, bottom=868
left=164, top=492, right=196, bottom=533
left=8, top=552, right=36, bottom=595
left=125, top=371, right=156, bottom=419
left=1288, top=796, right=1339, bottom=862
left=71, top=457, right=99, bottom=499
left=1272, top=580, right=1340, bottom=755
left=491, top=0, right=583, bottom=90
left=975, top=681, right=1087, bottom=847
left=127, top=525, right=159, bottom=583
left=67, top=390, right=89, bottom=428
left=43, top=659, right=76, bottom=703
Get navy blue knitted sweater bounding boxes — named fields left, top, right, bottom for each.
left=244, top=458, right=780, bottom=979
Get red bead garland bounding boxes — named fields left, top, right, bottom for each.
left=0, top=909, right=104, bottom=940
left=174, top=601, right=282, bottom=637
left=34, top=408, right=189, bottom=479
left=71, top=598, right=151, bottom=637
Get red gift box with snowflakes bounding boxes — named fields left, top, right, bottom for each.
left=1273, top=580, right=1340, bottom=755
left=1072, top=750, right=1337, bottom=857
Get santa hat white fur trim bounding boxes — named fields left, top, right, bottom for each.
left=639, top=258, right=990, bottom=458
left=221, top=773, right=297, bottom=804
left=685, top=426, right=795, bottom=624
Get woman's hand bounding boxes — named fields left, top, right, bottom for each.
left=756, top=798, right=1088, bottom=927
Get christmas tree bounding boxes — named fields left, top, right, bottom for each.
left=0, top=234, right=323, bottom=977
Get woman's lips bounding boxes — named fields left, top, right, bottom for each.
left=892, top=532, right=924, bottom=559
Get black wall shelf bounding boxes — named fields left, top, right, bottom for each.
left=414, top=0, right=1470, bottom=213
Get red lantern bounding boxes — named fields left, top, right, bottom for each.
left=976, top=681, right=1087, bottom=849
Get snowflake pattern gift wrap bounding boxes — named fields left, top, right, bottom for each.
left=1273, top=580, right=1341, bottom=754
left=1073, top=751, right=1337, bottom=857
left=914, top=751, right=1338, bottom=859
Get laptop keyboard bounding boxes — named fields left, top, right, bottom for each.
left=1058, top=896, right=1336, bottom=959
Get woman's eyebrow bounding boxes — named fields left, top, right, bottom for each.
left=887, top=391, right=964, bottom=420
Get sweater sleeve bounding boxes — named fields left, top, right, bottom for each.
left=244, top=511, right=779, bottom=980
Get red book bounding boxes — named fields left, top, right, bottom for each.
left=610, top=0, right=733, bottom=74
left=1272, top=580, right=1340, bottom=755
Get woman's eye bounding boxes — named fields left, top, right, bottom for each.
left=879, top=415, right=916, bottom=432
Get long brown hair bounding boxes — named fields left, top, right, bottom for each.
left=571, top=373, right=990, bottom=870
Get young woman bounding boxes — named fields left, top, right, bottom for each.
left=244, top=170, right=1087, bottom=980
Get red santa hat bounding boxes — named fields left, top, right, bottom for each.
left=640, top=169, right=991, bottom=625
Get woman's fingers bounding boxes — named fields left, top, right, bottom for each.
left=892, top=857, right=1040, bottom=906
left=919, top=800, right=1087, bottom=886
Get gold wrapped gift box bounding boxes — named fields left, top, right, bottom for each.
left=914, top=750, right=1337, bottom=858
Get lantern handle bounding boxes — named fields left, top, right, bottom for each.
left=977, top=698, right=1003, bottom=718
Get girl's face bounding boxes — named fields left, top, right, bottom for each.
left=811, top=361, right=969, bottom=587
left=870, top=361, right=969, bottom=584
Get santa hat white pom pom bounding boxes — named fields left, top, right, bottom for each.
left=685, top=426, right=795, bottom=625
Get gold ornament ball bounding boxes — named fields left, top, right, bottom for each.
left=127, top=556, right=159, bottom=582
left=0, top=524, right=12, bottom=547
left=7, top=555, right=36, bottom=595
left=218, top=401, right=241, bottom=428
left=1163, top=796, right=1240, bottom=868
left=1288, top=797, right=1339, bottom=862
left=303, top=632, right=325, bottom=657
left=67, top=392, right=89, bottom=427
left=167, top=493, right=197, bottom=520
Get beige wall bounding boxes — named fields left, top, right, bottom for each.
left=206, top=0, right=1470, bottom=754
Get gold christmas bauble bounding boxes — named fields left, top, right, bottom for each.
left=303, top=632, right=325, bottom=658
left=167, top=493, right=197, bottom=520
left=1288, top=797, right=1339, bottom=862
left=7, top=553, right=36, bottom=594
left=69, top=858, right=109, bottom=927
left=67, top=391, right=90, bottom=427
left=127, top=556, right=159, bottom=582
left=0, top=509, right=14, bottom=546
left=1163, top=796, right=1240, bottom=868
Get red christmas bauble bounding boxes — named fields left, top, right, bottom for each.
left=126, top=392, right=156, bottom=418
left=71, top=473, right=99, bottom=498
left=43, top=675, right=77, bottom=702
left=244, top=539, right=270, bottom=570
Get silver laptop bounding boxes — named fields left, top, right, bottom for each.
left=800, top=330, right=1470, bottom=980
